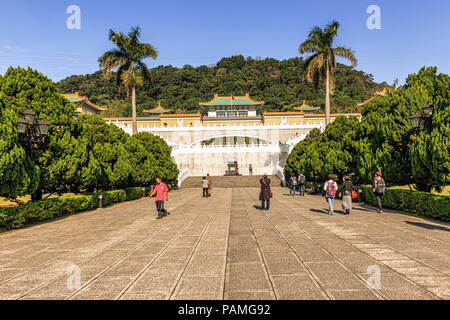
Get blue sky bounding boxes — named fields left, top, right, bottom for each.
left=0, top=0, right=449, bottom=84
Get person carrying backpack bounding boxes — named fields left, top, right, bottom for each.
left=202, top=176, right=209, bottom=198
left=339, top=175, right=353, bottom=215
left=373, top=171, right=386, bottom=213
left=323, top=174, right=337, bottom=215
left=298, top=171, right=306, bottom=196
left=289, top=173, right=297, bottom=196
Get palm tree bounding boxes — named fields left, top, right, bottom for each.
left=299, top=20, right=357, bottom=125
left=99, top=26, right=158, bottom=135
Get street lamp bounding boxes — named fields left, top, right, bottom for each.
left=17, top=110, right=50, bottom=201
left=409, top=112, right=423, bottom=130
left=409, top=102, right=434, bottom=131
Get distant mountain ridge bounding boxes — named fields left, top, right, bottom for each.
left=56, top=55, right=388, bottom=117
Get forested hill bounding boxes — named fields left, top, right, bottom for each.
left=56, top=55, right=388, bottom=117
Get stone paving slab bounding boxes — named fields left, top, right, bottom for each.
left=0, top=186, right=449, bottom=300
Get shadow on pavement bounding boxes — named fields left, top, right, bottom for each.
left=405, top=221, right=450, bottom=232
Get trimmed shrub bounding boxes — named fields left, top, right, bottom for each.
left=358, top=186, right=450, bottom=221
left=0, top=187, right=152, bottom=232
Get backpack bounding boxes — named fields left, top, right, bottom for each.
left=376, top=179, right=386, bottom=194
left=326, top=181, right=337, bottom=197
left=291, top=177, right=297, bottom=186
left=298, top=175, right=306, bottom=184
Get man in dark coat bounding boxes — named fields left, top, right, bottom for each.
left=259, top=174, right=272, bottom=210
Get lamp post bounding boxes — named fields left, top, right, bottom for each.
left=409, top=102, right=434, bottom=131
left=17, top=109, right=50, bottom=201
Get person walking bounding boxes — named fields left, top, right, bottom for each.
left=339, top=175, right=353, bottom=215
left=323, top=174, right=337, bottom=215
left=206, top=174, right=212, bottom=197
left=202, top=176, right=209, bottom=198
left=298, top=171, right=306, bottom=196
left=150, top=177, right=169, bottom=219
left=259, top=174, right=272, bottom=210
left=235, top=164, right=239, bottom=176
left=373, top=171, right=386, bottom=213
left=249, top=164, right=253, bottom=176
left=289, top=173, right=297, bottom=196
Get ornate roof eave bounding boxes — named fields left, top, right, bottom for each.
left=62, top=92, right=107, bottom=111
left=293, top=100, right=321, bottom=111
left=143, top=101, right=171, bottom=114
left=199, top=93, right=265, bottom=106
left=357, top=88, right=388, bottom=107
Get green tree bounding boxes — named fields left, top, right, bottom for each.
left=70, top=115, right=133, bottom=192
left=0, top=67, right=78, bottom=200
left=284, top=116, right=359, bottom=182
left=299, top=20, right=357, bottom=124
left=98, top=26, right=158, bottom=135
left=409, top=67, right=450, bottom=192
left=127, top=132, right=179, bottom=186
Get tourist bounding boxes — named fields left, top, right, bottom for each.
left=323, top=174, right=337, bottom=215
left=150, top=177, right=169, bottom=219
left=339, top=175, right=353, bottom=215
left=298, top=171, right=306, bottom=196
left=206, top=174, right=212, bottom=197
left=259, top=174, right=272, bottom=210
left=289, top=173, right=297, bottom=196
left=373, top=171, right=386, bottom=213
left=236, top=164, right=239, bottom=176
left=202, top=176, right=209, bottom=198
left=249, top=164, right=253, bottom=176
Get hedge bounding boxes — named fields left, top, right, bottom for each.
left=357, top=186, right=450, bottom=221
left=286, top=182, right=449, bottom=221
left=0, top=187, right=150, bottom=232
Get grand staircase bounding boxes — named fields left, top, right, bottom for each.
left=180, top=175, right=281, bottom=188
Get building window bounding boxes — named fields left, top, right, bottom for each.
left=217, top=111, right=226, bottom=117
left=227, top=111, right=238, bottom=117
left=238, top=111, right=248, bottom=117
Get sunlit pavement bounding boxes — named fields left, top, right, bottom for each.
left=0, top=187, right=449, bottom=300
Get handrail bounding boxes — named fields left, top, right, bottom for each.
left=177, top=168, right=189, bottom=188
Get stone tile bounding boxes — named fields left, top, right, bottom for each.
left=329, top=289, right=381, bottom=300
left=271, top=274, right=328, bottom=300
left=227, top=246, right=260, bottom=264
left=172, top=276, right=223, bottom=300
left=291, top=245, right=336, bottom=262
left=226, top=263, right=271, bottom=292
left=224, top=291, right=276, bottom=300
left=184, top=255, right=226, bottom=276
left=263, top=252, right=306, bottom=275
left=306, top=262, right=366, bottom=290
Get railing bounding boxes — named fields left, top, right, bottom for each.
left=177, top=167, right=189, bottom=188
left=275, top=165, right=286, bottom=187
left=108, top=122, right=329, bottom=132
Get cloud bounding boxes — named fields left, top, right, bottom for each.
left=3, top=45, right=27, bottom=53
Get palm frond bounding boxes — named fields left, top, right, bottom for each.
left=333, top=46, right=358, bottom=67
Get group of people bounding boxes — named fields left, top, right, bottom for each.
left=321, top=171, right=386, bottom=215
left=148, top=170, right=387, bottom=219
left=288, top=171, right=307, bottom=196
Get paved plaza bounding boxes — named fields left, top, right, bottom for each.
left=0, top=184, right=449, bottom=300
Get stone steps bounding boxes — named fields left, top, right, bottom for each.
left=181, top=175, right=281, bottom=188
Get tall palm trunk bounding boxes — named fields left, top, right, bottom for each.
left=132, top=86, right=137, bottom=135
left=325, top=66, right=331, bottom=125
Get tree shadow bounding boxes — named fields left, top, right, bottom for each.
left=405, top=221, right=450, bottom=232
